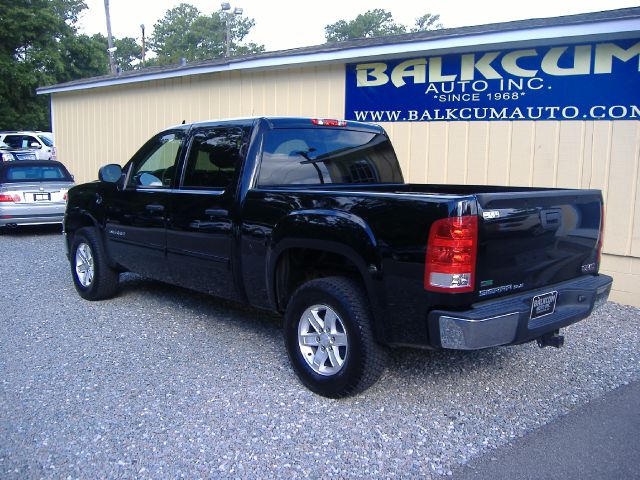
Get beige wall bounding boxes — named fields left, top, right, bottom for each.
left=51, top=64, right=640, bottom=306
left=52, top=65, right=345, bottom=183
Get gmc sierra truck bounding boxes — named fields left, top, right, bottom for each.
left=64, top=117, right=612, bottom=398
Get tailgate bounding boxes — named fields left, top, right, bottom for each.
left=475, top=189, right=603, bottom=301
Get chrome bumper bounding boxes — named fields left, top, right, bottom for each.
left=439, top=312, right=521, bottom=350
left=432, top=275, right=612, bottom=350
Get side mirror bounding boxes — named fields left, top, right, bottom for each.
left=30, top=142, right=42, bottom=149
left=98, top=164, right=123, bottom=183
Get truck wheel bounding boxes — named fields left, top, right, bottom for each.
left=70, top=227, right=119, bottom=300
left=284, top=276, right=387, bottom=398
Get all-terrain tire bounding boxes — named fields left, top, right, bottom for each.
left=70, top=227, right=119, bottom=300
left=284, top=276, right=388, bottom=398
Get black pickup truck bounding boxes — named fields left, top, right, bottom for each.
left=64, top=117, right=612, bottom=397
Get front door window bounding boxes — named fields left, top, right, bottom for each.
left=128, top=132, right=185, bottom=188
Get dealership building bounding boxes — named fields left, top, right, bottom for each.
left=38, top=7, right=640, bottom=306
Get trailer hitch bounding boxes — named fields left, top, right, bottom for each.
left=537, top=330, right=564, bottom=348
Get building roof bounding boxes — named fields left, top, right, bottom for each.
left=38, top=7, right=640, bottom=95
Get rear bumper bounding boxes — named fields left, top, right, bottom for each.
left=0, top=203, right=65, bottom=226
left=428, top=274, right=612, bottom=350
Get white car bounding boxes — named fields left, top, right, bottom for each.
left=0, top=131, right=56, bottom=160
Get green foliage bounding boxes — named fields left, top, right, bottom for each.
left=58, top=34, right=110, bottom=82
left=325, top=9, right=443, bottom=42
left=412, top=14, right=443, bottom=32
left=114, top=37, right=143, bottom=71
left=0, top=1, right=263, bottom=130
left=325, top=9, right=406, bottom=42
left=0, top=0, right=89, bottom=130
left=149, top=3, right=263, bottom=66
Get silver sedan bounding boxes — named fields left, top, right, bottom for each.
left=0, top=160, right=74, bottom=231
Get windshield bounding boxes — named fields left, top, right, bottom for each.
left=38, top=135, right=54, bottom=147
left=2, top=164, right=72, bottom=183
left=258, top=128, right=403, bottom=186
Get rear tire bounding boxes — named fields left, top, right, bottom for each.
left=70, top=227, right=119, bottom=300
left=284, top=276, right=387, bottom=398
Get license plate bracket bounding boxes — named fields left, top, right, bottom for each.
left=530, top=291, right=558, bottom=320
left=33, top=192, right=50, bottom=201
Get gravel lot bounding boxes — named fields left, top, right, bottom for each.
left=1, top=226, right=639, bottom=478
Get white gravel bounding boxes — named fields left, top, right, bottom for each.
left=1, top=226, right=638, bottom=478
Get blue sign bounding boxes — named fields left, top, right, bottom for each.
left=345, top=38, right=640, bottom=121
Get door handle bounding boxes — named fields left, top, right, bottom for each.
left=145, top=203, right=165, bottom=213
left=205, top=208, right=228, bottom=217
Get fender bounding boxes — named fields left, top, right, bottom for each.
left=267, top=209, right=389, bottom=342
left=64, top=205, right=116, bottom=267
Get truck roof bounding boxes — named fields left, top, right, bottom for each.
left=173, top=117, right=384, bottom=133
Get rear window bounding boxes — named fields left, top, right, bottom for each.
left=2, top=164, right=72, bottom=182
left=257, top=128, right=403, bottom=186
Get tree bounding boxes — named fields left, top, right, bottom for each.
left=412, top=14, right=443, bottom=32
left=149, top=3, right=264, bottom=66
left=57, top=34, right=110, bottom=82
left=0, top=0, right=146, bottom=130
left=113, top=37, right=143, bottom=71
left=80, top=34, right=142, bottom=72
left=0, top=0, right=89, bottom=130
left=325, top=9, right=406, bottom=42
left=324, top=9, right=443, bottom=42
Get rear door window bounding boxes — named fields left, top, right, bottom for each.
left=181, top=127, right=246, bottom=190
left=257, top=128, right=403, bottom=186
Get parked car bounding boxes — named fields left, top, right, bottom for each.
left=0, top=131, right=56, bottom=160
left=63, top=117, right=611, bottom=398
left=0, top=141, right=39, bottom=161
left=0, top=160, right=73, bottom=231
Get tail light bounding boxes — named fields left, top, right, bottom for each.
left=51, top=146, right=57, bottom=160
left=1, top=152, right=12, bottom=162
left=311, top=118, right=347, bottom=127
left=0, top=193, right=21, bottom=203
left=424, top=215, right=478, bottom=293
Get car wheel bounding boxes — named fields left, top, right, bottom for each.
left=70, top=227, right=119, bottom=300
left=284, top=276, right=387, bottom=398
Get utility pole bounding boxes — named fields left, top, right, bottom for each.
left=140, top=24, right=146, bottom=67
left=104, top=0, right=117, bottom=75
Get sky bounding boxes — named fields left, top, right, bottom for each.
left=78, top=0, right=639, bottom=52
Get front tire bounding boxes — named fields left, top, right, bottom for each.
left=284, top=276, right=387, bottom=398
left=70, top=227, right=119, bottom=300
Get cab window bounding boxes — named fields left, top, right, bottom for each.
left=128, top=131, right=185, bottom=188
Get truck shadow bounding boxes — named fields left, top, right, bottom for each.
left=114, top=272, right=521, bottom=388
left=117, top=272, right=283, bottom=332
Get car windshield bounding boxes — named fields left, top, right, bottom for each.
left=38, top=135, right=54, bottom=147
left=2, top=164, right=72, bottom=183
